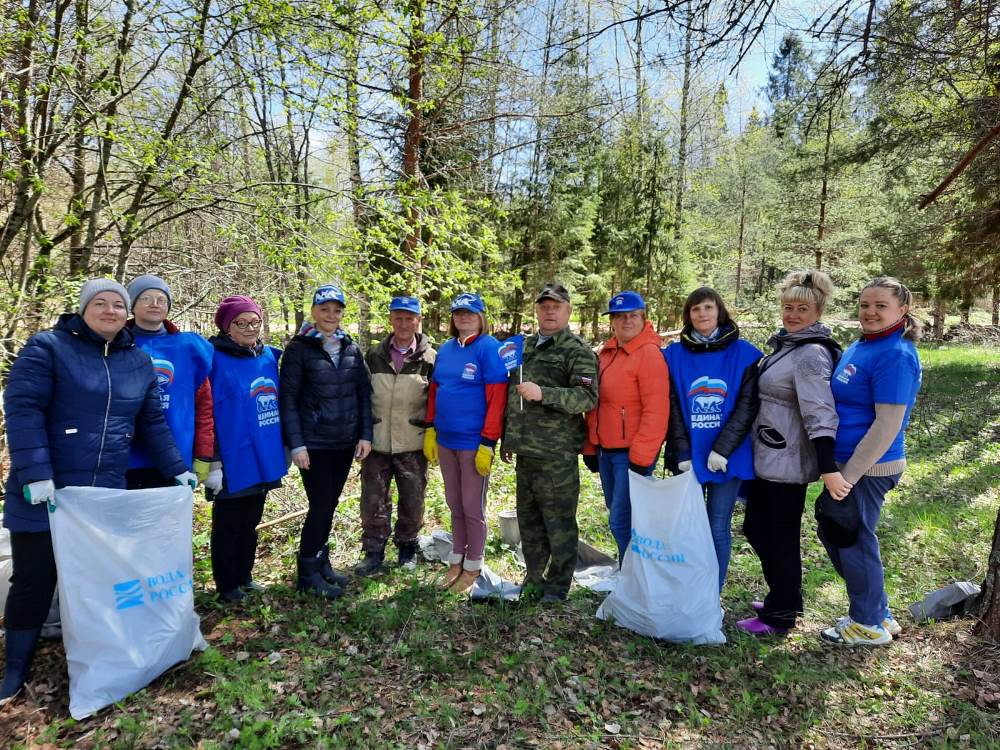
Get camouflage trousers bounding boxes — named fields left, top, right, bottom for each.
left=360, top=450, right=428, bottom=553
left=515, top=454, right=580, bottom=598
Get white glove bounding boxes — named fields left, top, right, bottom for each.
left=174, top=471, right=198, bottom=490
left=24, top=479, right=55, bottom=505
left=707, top=451, right=728, bottom=473
left=677, top=460, right=693, bottom=473
left=204, top=462, right=223, bottom=493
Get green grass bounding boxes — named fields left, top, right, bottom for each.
left=4, top=344, right=1000, bottom=748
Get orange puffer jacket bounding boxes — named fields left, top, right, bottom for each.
left=585, top=320, right=670, bottom=467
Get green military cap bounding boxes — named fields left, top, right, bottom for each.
left=536, top=283, right=570, bottom=304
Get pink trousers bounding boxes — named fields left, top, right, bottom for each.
left=438, top=446, right=488, bottom=570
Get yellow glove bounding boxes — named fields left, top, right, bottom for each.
left=423, top=427, right=438, bottom=465
left=474, top=444, right=494, bottom=477
left=193, top=459, right=211, bottom=483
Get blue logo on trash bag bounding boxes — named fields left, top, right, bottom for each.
left=112, top=570, right=193, bottom=612
left=114, top=579, right=145, bottom=610
left=629, top=530, right=686, bottom=563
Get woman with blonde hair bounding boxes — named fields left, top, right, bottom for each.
left=819, top=277, right=922, bottom=646
left=737, top=270, right=849, bottom=635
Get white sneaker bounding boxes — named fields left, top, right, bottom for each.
left=821, top=616, right=892, bottom=646
left=882, top=612, right=902, bottom=637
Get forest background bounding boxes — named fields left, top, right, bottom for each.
left=2, top=0, right=999, bottom=348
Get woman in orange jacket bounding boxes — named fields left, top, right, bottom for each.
left=584, top=291, right=669, bottom=562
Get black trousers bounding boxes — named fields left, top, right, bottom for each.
left=4, top=531, right=57, bottom=630
left=210, top=493, right=267, bottom=593
left=125, top=467, right=174, bottom=490
left=742, top=478, right=808, bottom=629
left=298, top=448, right=355, bottom=557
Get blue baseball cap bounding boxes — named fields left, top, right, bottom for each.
left=313, top=284, right=346, bottom=306
left=389, top=296, right=421, bottom=314
left=603, top=290, right=646, bottom=315
left=450, top=292, right=486, bottom=314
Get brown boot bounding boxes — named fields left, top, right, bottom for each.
left=439, top=563, right=463, bottom=589
left=448, top=568, right=479, bottom=594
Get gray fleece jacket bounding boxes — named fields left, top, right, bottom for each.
left=752, top=323, right=840, bottom=484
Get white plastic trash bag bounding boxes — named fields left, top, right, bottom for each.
left=596, top=470, right=725, bottom=645
left=50, top=485, right=208, bottom=719
left=0, top=522, right=11, bottom=617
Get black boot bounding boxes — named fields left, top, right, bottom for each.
left=297, top=556, right=343, bottom=600
left=397, top=542, right=418, bottom=571
left=354, top=549, right=385, bottom=577
left=1, top=627, right=41, bottom=702
left=318, top=544, right=349, bottom=587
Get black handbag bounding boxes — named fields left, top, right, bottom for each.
left=814, top=487, right=860, bottom=548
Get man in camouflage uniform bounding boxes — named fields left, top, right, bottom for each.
left=356, top=296, right=436, bottom=576
left=501, top=283, right=599, bottom=602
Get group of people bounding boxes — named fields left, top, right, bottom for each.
left=0, top=269, right=921, bottom=703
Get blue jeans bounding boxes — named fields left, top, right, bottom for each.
left=597, top=449, right=654, bottom=562
left=705, top=478, right=742, bottom=592
left=817, top=473, right=900, bottom=627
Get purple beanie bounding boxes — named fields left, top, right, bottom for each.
left=215, top=295, right=262, bottom=331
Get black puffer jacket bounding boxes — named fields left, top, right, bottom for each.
left=279, top=326, right=373, bottom=451
left=666, top=322, right=760, bottom=464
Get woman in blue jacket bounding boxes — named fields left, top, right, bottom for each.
left=280, top=284, right=373, bottom=600
left=1, top=279, right=190, bottom=703
left=207, top=295, right=287, bottom=604
left=819, top=277, right=922, bottom=646
left=663, top=287, right=762, bottom=591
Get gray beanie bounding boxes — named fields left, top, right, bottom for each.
left=126, top=274, right=172, bottom=311
left=79, top=278, right=130, bottom=314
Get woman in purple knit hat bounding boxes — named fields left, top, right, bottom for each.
left=206, top=295, right=287, bottom=603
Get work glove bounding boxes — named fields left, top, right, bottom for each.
left=24, top=479, right=55, bottom=506
left=474, top=444, right=495, bottom=477
left=193, top=459, right=211, bottom=484
left=582, top=454, right=599, bottom=473
left=204, top=461, right=224, bottom=493
left=423, top=427, right=438, bottom=465
left=677, top=460, right=693, bottom=473
left=174, top=471, right=198, bottom=491
left=706, top=451, right=728, bottom=473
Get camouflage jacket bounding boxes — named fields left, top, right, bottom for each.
left=502, top=326, right=599, bottom=460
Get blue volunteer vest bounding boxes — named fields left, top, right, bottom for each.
left=210, top=346, right=287, bottom=494
left=432, top=334, right=509, bottom=450
left=130, top=331, right=213, bottom=470
left=663, top=338, right=761, bottom=484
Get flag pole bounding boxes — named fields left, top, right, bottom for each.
left=519, top=365, right=523, bottom=410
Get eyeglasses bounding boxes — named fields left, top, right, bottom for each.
left=232, top=319, right=262, bottom=330
left=136, top=294, right=168, bottom=306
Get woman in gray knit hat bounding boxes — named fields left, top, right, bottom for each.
left=1, top=278, right=192, bottom=703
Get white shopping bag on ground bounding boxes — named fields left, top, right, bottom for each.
left=0, top=522, right=11, bottom=618
left=50, top=486, right=207, bottom=719
left=596, top=470, right=725, bottom=645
